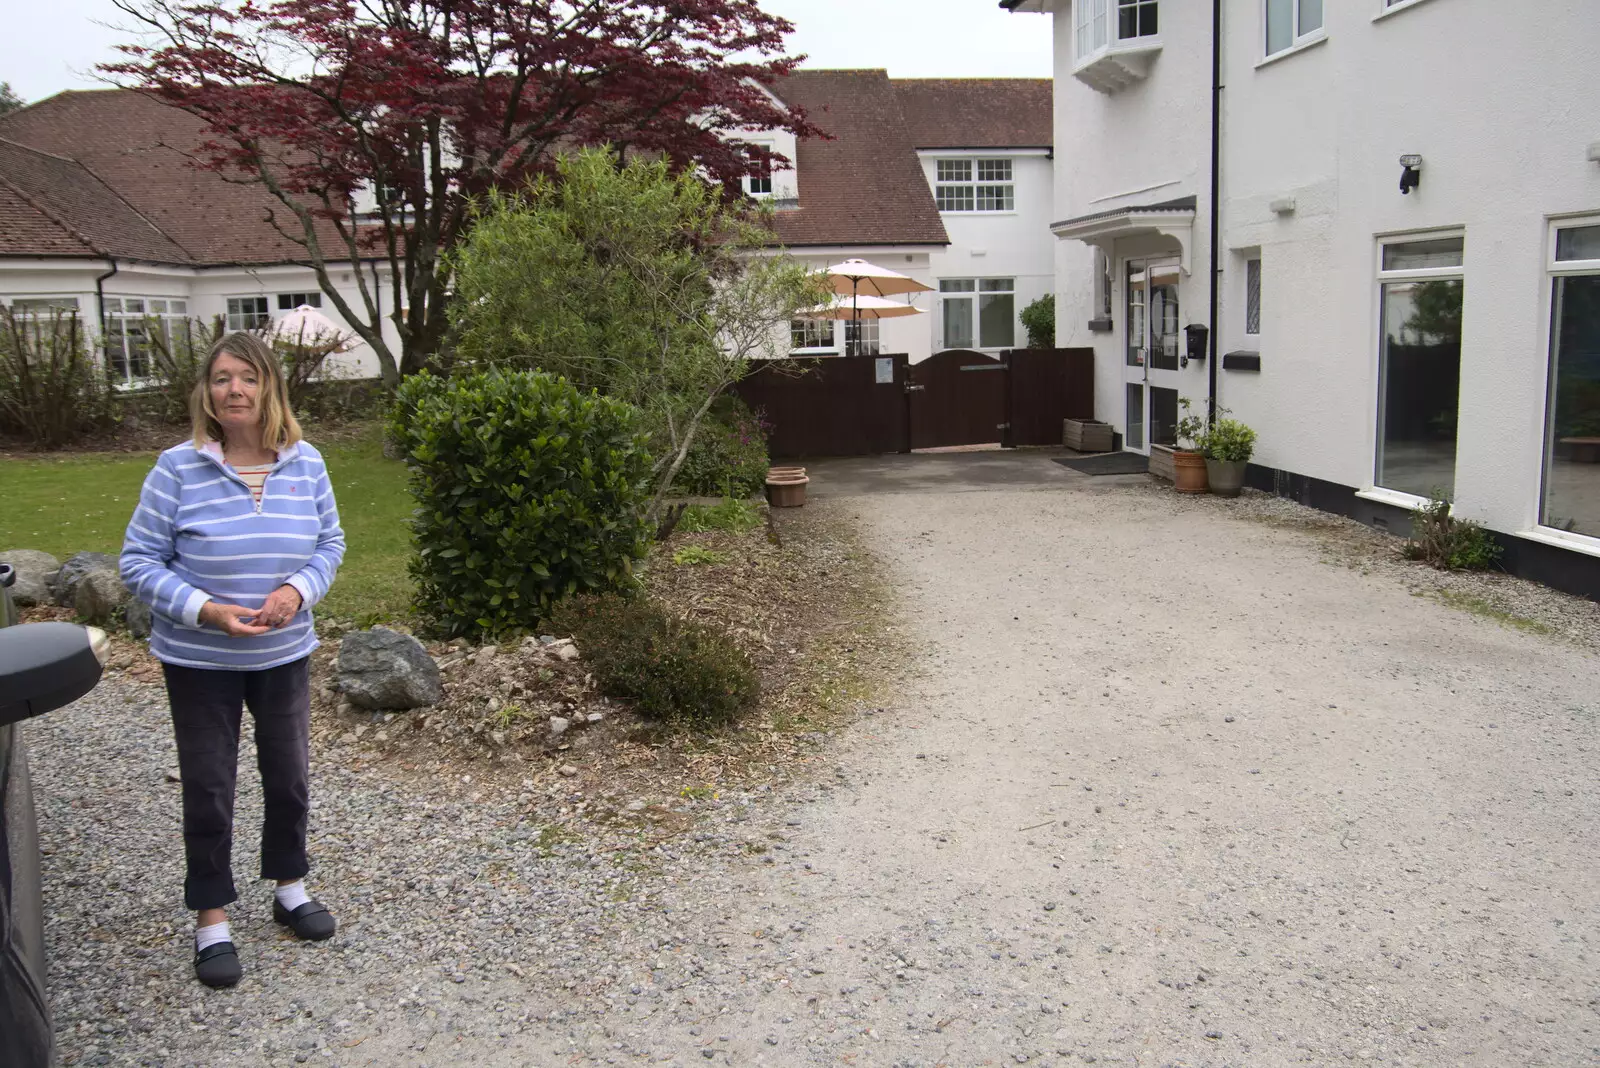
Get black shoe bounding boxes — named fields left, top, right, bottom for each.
left=194, top=941, right=241, bottom=988
left=273, top=899, right=337, bottom=941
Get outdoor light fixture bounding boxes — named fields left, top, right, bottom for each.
left=1269, top=196, right=1297, bottom=215
left=1399, top=154, right=1423, bottom=195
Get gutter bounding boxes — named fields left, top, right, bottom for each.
left=1207, top=0, right=1223, bottom=420
left=94, top=256, right=118, bottom=342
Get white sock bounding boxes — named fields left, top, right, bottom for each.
left=196, top=920, right=232, bottom=951
left=275, top=880, right=311, bottom=911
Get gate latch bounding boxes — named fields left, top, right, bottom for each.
left=904, top=384, right=926, bottom=393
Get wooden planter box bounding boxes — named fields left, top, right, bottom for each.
left=1149, top=443, right=1177, bottom=482
left=1063, top=418, right=1115, bottom=453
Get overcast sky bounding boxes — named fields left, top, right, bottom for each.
left=1, top=0, right=1052, bottom=104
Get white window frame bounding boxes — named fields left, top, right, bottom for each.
left=1075, top=0, right=1160, bottom=65
left=103, top=297, right=191, bottom=389
left=1363, top=231, right=1466, bottom=508
left=277, top=292, right=322, bottom=311
left=1264, top=0, right=1325, bottom=58
left=790, top=318, right=837, bottom=355
left=844, top=318, right=881, bottom=356
left=226, top=296, right=271, bottom=332
left=743, top=139, right=774, bottom=199
left=1532, top=215, right=1600, bottom=551
left=940, top=278, right=1016, bottom=351
left=934, top=158, right=1014, bottom=214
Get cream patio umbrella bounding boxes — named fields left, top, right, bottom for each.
left=273, top=304, right=354, bottom=351
left=820, top=259, right=933, bottom=355
left=797, top=293, right=924, bottom=357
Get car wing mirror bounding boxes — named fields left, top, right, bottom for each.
left=0, top=622, right=110, bottom=728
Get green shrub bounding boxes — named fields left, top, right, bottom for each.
left=1202, top=417, right=1257, bottom=462
left=677, top=498, right=763, bottom=535
left=1019, top=294, right=1055, bottom=349
left=554, top=594, right=758, bottom=728
left=1402, top=496, right=1504, bottom=571
left=674, top=395, right=771, bottom=498
left=390, top=369, right=652, bottom=639
left=671, top=545, right=727, bottom=566
left=0, top=308, right=117, bottom=447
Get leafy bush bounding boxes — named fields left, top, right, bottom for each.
left=390, top=369, right=653, bottom=639
left=1019, top=294, right=1056, bottom=349
left=1202, top=417, right=1257, bottom=462
left=0, top=308, right=118, bottom=447
left=674, top=396, right=771, bottom=498
left=1402, top=496, right=1504, bottom=571
left=677, top=498, right=763, bottom=535
left=553, top=594, right=758, bottom=728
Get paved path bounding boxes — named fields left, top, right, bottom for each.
left=39, top=453, right=1600, bottom=1067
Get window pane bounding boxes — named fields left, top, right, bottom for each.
left=976, top=160, right=1012, bottom=182
left=936, top=185, right=975, bottom=212
left=1125, top=383, right=1144, bottom=450
left=979, top=279, right=1013, bottom=292
left=940, top=279, right=976, bottom=293
left=1093, top=0, right=1108, bottom=48
left=1298, top=0, right=1322, bottom=32
left=845, top=318, right=880, bottom=356
left=124, top=299, right=145, bottom=314
left=1266, top=0, right=1293, bottom=53
left=1246, top=258, right=1261, bottom=334
left=1556, top=225, right=1600, bottom=262
left=1542, top=273, right=1600, bottom=535
left=943, top=297, right=974, bottom=348
left=978, top=293, right=1014, bottom=347
left=975, top=185, right=1014, bottom=211
left=936, top=160, right=971, bottom=183
left=1376, top=278, right=1463, bottom=498
left=1383, top=237, right=1464, bottom=271
left=171, top=301, right=187, bottom=314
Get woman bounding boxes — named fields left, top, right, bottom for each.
left=121, top=332, right=345, bottom=988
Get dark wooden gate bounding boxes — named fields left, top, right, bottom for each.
left=1004, top=347, right=1095, bottom=447
left=908, top=349, right=1008, bottom=449
left=736, top=354, right=908, bottom=459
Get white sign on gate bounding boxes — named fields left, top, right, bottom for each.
left=875, top=357, right=894, bottom=385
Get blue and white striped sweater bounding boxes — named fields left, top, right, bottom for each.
left=121, top=439, right=345, bottom=671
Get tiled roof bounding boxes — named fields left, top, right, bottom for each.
left=0, top=137, right=191, bottom=262
left=0, top=175, right=99, bottom=258
left=0, top=89, right=345, bottom=265
left=891, top=78, right=1052, bottom=149
left=767, top=70, right=949, bottom=249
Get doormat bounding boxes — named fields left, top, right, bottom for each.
left=1053, top=452, right=1149, bottom=475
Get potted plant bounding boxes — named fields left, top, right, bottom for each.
left=1171, top=399, right=1210, bottom=495
left=1202, top=416, right=1257, bottom=497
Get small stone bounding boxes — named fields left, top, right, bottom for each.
left=558, top=764, right=579, bottom=777
left=701, top=1050, right=715, bottom=1059
left=487, top=696, right=502, bottom=712
left=478, top=645, right=499, bottom=663
left=1043, top=902, right=1057, bottom=911
left=338, top=627, right=444, bottom=710
left=490, top=730, right=506, bottom=746
left=549, top=716, right=570, bottom=738
left=586, top=712, right=604, bottom=724
left=1205, top=1031, right=1223, bottom=1040
left=73, top=568, right=131, bottom=624
left=548, top=639, right=580, bottom=662
left=165, top=769, right=181, bottom=784
left=1224, top=715, right=1235, bottom=723
left=627, top=800, right=647, bottom=812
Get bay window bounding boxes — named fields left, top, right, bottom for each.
left=104, top=297, right=190, bottom=387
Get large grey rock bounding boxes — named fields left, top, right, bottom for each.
left=337, top=627, right=443, bottom=710
left=125, top=599, right=153, bottom=639
left=74, top=569, right=130, bottom=625
left=0, top=549, right=61, bottom=607
left=51, top=552, right=121, bottom=608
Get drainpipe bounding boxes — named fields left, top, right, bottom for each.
left=1207, top=0, right=1223, bottom=421
left=94, top=256, right=119, bottom=344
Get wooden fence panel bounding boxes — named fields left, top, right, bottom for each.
left=1005, top=347, right=1095, bottom=447
left=734, top=355, right=909, bottom=459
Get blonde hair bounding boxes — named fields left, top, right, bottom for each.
left=191, top=331, right=303, bottom=449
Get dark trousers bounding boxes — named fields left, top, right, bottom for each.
left=162, top=658, right=312, bottom=911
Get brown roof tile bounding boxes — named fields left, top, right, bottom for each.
left=892, top=78, right=1053, bottom=150
left=0, top=137, right=192, bottom=262
left=0, top=89, right=344, bottom=266
left=767, top=70, right=948, bottom=249
left=0, top=176, right=99, bottom=258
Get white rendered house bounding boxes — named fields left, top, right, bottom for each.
left=1004, top=0, right=1600, bottom=598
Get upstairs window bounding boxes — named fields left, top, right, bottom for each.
left=1266, top=0, right=1323, bottom=56
left=1077, top=0, right=1159, bottom=58
left=1118, top=0, right=1158, bottom=39
left=935, top=159, right=1014, bottom=213
left=743, top=142, right=774, bottom=198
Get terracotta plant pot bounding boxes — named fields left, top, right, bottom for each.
left=767, top=465, right=807, bottom=480
left=1172, top=450, right=1209, bottom=494
left=1205, top=458, right=1247, bottom=497
left=766, top=472, right=809, bottom=508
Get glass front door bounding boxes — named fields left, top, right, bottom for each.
left=1124, top=258, right=1183, bottom=454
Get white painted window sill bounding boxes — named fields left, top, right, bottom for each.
left=1516, top=526, right=1600, bottom=560
left=1374, top=0, right=1439, bottom=24
left=1356, top=485, right=1429, bottom=511
left=1255, top=32, right=1328, bottom=70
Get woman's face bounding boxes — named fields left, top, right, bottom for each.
left=209, top=352, right=262, bottom=435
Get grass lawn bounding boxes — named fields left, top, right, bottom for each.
left=0, top=423, right=414, bottom=622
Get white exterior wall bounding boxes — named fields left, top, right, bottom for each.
left=1047, top=0, right=1216, bottom=428
left=0, top=260, right=394, bottom=380
left=1043, top=0, right=1600, bottom=556
left=922, top=150, right=1055, bottom=356
left=1215, top=0, right=1600, bottom=543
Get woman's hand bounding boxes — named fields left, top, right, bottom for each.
left=257, top=585, right=304, bottom=628
left=199, top=601, right=273, bottom=637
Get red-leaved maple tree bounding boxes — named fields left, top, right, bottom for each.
left=104, top=0, right=817, bottom=384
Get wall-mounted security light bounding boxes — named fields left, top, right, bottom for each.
left=1399, top=154, right=1423, bottom=195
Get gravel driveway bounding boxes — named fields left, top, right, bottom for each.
left=30, top=453, right=1600, bottom=1067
